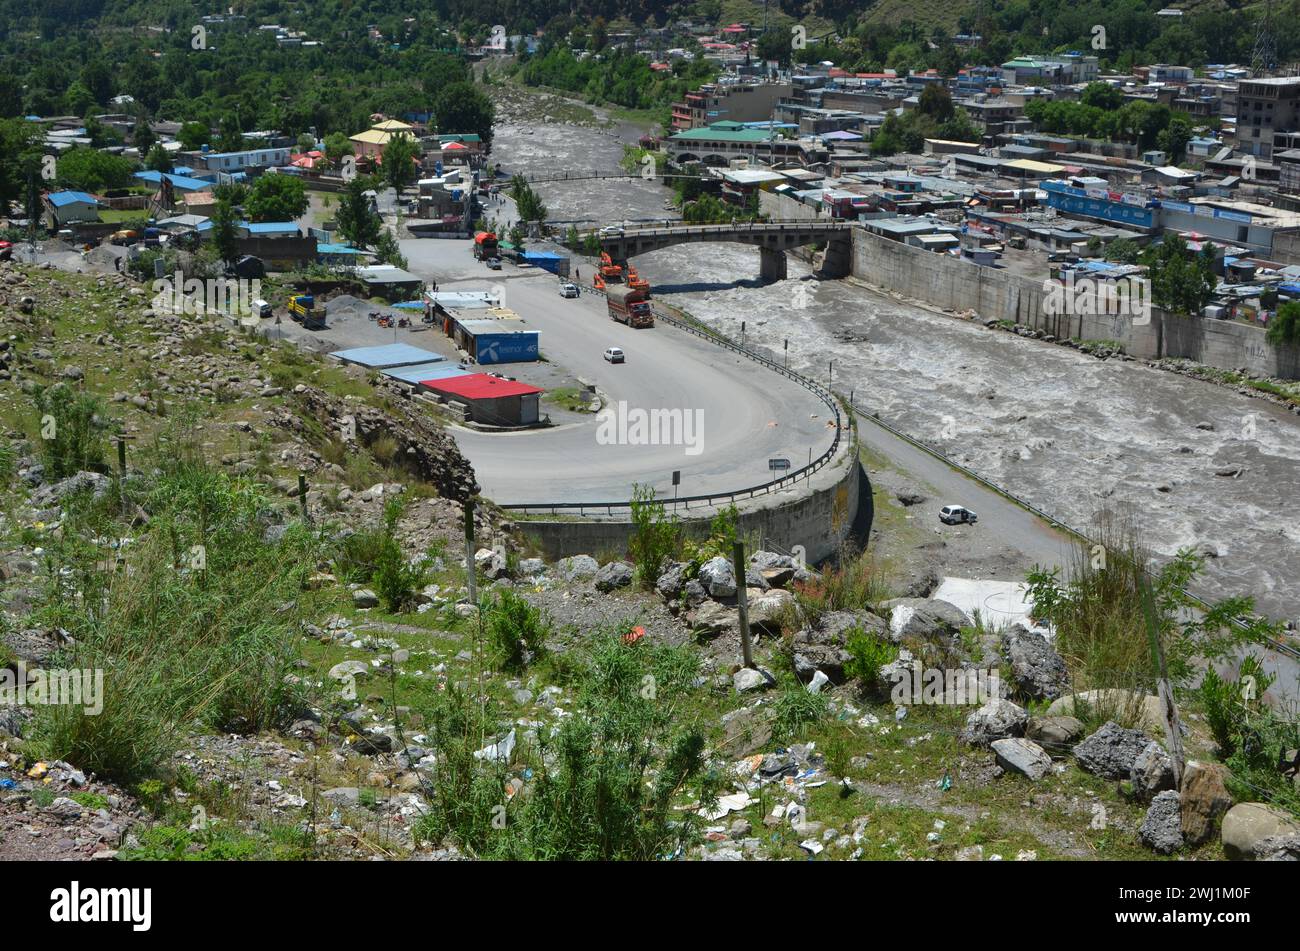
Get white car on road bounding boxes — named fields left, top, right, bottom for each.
left=559, top=282, right=579, bottom=298
left=939, top=505, right=978, bottom=525
left=603, top=346, right=625, bottom=363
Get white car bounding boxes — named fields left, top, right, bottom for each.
left=559, top=282, right=579, bottom=298
left=603, top=346, right=625, bottom=363
left=599, top=226, right=624, bottom=237
left=939, top=505, right=978, bottom=525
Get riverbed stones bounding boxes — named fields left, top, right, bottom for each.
left=1073, top=721, right=1153, bottom=780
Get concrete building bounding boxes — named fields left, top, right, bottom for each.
left=1235, top=77, right=1300, bottom=160
left=667, top=122, right=815, bottom=166
left=43, top=190, right=100, bottom=228
left=192, top=147, right=291, bottom=173
left=670, top=81, right=794, bottom=132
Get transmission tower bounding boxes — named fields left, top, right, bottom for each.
left=1252, top=0, right=1277, bottom=77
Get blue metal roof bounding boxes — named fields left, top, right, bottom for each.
left=47, top=191, right=99, bottom=207
left=382, top=361, right=463, bottom=384
left=330, top=343, right=444, bottom=368
left=317, top=243, right=366, bottom=255
left=134, top=170, right=213, bottom=191
left=242, top=221, right=298, bottom=235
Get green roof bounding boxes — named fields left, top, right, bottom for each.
left=670, top=125, right=770, bottom=143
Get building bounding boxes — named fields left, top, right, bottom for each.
left=1001, top=54, right=1098, bottom=87
left=1235, top=77, right=1300, bottom=161
left=349, top=120, right=416, bottom=161
left=670, top=81, right=794, bottom=132
left=43, top=190, right=100, bottom=228
left=419, top=373, right=543, bottom=426
left=192, top=147, right=291, bottom=173
left=667, top=122, right=814, bottom=167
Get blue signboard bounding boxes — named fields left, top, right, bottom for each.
left=475, top=332, right=539, bottom=365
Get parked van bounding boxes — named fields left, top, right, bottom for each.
left=250, top=298, right=273, bottom=319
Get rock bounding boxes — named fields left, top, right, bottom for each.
left=517, top=558, right=546, bottom=577
left=698, top=556, right=737, bottom=598
left=1046, top=690, right=1165, bottom=734
left=323, top=787, right=360, bottom=805
left=353, top=732, right=394, bottom=755
left=691, top=600, right=739, bottom=637
left=1025, top=715, right=1084, bottom=753
left=594, top=560, right=634, bottom=592
left=718, top=706, right=774, bottom=758
left=749, top=587, right=795, bottom=633
left=895, top=491, right=926, bottom=507
left=474, top=548, right=509, bottom=580
left=31, top=471, right=110, bottom=507
left=733, top=667, right=774, bottom=693
left=1074, top=721, right=1154, bottom=780
left=991, top=737, right=1053, bottom=780
left=329, top=660, right=370, bottom=681
left=1253, top=833, right=1300, bottom=861
left=1139, top=791, right=1184, bottom=855
left=44, top=797, right=84, bottom=821
left=352, top=588, right=379, bottom=608
left=1180, top=761, right=1233, bottom=846
left=961, top=698, right=1027, bottom=747
left=557, top=554, right=599, bottom=581
left=1131, top=742, right=1175, bottom=802
left=1000, top=624, right=1069, bottom=700
left=750, top=551, right=796, bottom=587
left=793, top=645, right=853, bottom=685
left=880, top=597, right=969, bottom=643
left=655, top=562, right=687, bottom=599
left=1221, top=803, right=1300, bottom=860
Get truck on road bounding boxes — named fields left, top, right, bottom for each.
left=606, top=285, right=654, bottom=328
left=288, top=293, right=324, bottom=329
left=473, top=231, right=499, bottom=261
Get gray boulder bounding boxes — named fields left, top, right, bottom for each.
left=1222, top=803, right=1300, bottom=860
left=698, top=557, right=737, bottom=598
left=734, top=667, right=774, bottom=693
left=557, top=554, right=599, bottom=581
left=1253, top=833, right=1300, bottom=861
left=1074, top=721, right=1153, bottom=780
left=1139, top=791, right=1184, bottom=855
left=1025, top=715, right=1085, bottom=753
left=516, top=557, right=546, bottom=577
left=32, top=470, right=110, bottom=507
left=655, top=562, right=688, bottom=600
left=962, top=698, right=1028, bottom=747
left=1000, top=624, right=1069, bottom=700
left=750, top=551, right=796, bottom=587
left=1131, top=741, right=1175, bottom=802
left=352, top=588, right=379, bottom=608
left=881, top=597, right=969, bottom=643
left=594, top=560, right=634, bottom=592
left=992, top=737, right=1053, bottom=781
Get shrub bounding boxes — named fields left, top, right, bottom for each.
left=483, top=587, right=550, bottom=671
left=32, top=384, right=114, bottom=479
left=773, top=681, right=829, bottom=738
left=843, top=626, right=898, bottom=695
left=371, top=499, right=430, bottom=612
left=627, top=483, right=680, bottom=588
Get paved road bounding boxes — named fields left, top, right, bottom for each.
left=399, top=235, right=836, bottom=505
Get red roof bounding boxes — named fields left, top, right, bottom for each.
left=420, top=373, right=543, bottom=399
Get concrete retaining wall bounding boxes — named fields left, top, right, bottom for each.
left=847, top=225, right=1300, bottom=379
left=515, top=453, right=866, bottom=565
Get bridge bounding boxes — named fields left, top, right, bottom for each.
left=594, top=219, right=855, bottom=282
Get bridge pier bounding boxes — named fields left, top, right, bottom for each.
left=759, top=246, right=787, bottom=283
left=817, top=235, right=852, bottom=279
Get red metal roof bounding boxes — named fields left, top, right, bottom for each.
left=420, top=373, right=543, bottom=399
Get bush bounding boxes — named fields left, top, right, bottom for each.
left=792, top=549, right=891, bottom=628
left=415, top=631, right=721, bottom=859
left=32, top=384, right=114, bottom=479
left=371, top=499, right=431, bottom=613
left=483, top=588, right=550, bottom=671
left=843, top=626, right=898, bottom=695
left=773, top=681, right=829, bottom=738
left=627, top=483, right=680, bottom=588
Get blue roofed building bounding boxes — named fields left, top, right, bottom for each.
left=134, top=170, right=214, bottom=192
left=43, top=190, right=101, bottom=228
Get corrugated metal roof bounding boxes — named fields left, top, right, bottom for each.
left=422, top=373, right=543, bottom=399
left=47, top=191, right=99, bottom=207
left=382, top=361, right=460, bottom=384
left=330, top=344, right=444, bottom=368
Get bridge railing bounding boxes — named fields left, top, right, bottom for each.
left=498, top=296, right=846, bottom=517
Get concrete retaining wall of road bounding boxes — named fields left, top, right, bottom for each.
left=846, top=224, right=1300, bottom=380
left=514, top=452, right=865, bottom=566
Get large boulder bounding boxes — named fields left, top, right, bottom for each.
left=1131, top=742, right=1175, bottom=802
left=750, top=551, right=797, bottom=588
left=31, top=470, right=111, bottom=508
left=594, top=560, right=634, bottom=592
left=1221, top=803, right=1300, bottom=860
left=1139, top=791, right=1184, bottom=855
left=698, top=556, right=737, bottom=598
left=1073, top=721, right=1153, bottom=780
left=749, top=587, right=796, bottom=634
left=1253, top=834, right=1300, bottom=861
left=690, top=600, right=739, bottom=638
left=474, top=547, right=510, bottom=580
left=1000, top=625, right=1069, bottom=700
left=1046, top=689, right=1164, bottom=734
left=992, top=737, right=1053, bottom=781
left=655, top=562, right=688, bottom=600
left=961, top=698, right=1028, bottom=747
left=793, top=610, right=886, bottom=685
left=880, top=597, right=969, bottom=643
left=1025, top=715, right=1085, bottom=753
left=557, top=554, right=599, bottom=581
left=1180, top=760, right=1233, bottom=846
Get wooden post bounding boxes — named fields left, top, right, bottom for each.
left=464, top=497, right=478, bottom=608
left=297, top=471, right=309, bottom=520
left=732, top=540, right=753, bottom=669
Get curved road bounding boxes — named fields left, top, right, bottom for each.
left=399, top=236, right=836, bottom=505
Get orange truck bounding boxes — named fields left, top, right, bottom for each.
left=606, top=285, right=654, bottom=328
left=473, top=231, right=499, bottom=260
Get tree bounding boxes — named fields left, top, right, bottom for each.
left=337, top=177, right=381, bottom=248
left=755, top=30, right=792, bottom=67
left=145, top=143, right=173, bottom=173
left=1143, top=236, right=1217, bottom=316
left=381, top=133, right=420, bottom=190
left=510, top=174, right=547, bottom=223
left=1080, top=82, right=1123, bottom=111
left=57, top=147, right=135, bottom=192
left=210, top=197, right=239, bottom=266
left=133, top=121, right=155, bottom=153
left=434, top=81, right=495, bottom=149
left=0, top=118, right=45, bottom=211
left=178, top=122, right=211, bottom=151
left=374, top=228, right=407, bottom=269
left=217, top=115, right=245, bottom=153
left=1157, top=113, right=1194, bottom=164
left=296, top=132, right=316, bottom=153
left=1267, top=301, right=1300, bottom=348
left=918, top=83, right=955, bottom=121
left=323, top=132, right=352, bottom=165
left=245, top=174, right=308, bottom=222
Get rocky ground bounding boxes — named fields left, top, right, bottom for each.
left=2, top=258, right=1297, bottom=861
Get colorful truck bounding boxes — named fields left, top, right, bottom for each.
left=287, top=294, right=323, bottom=328
left=473, top=231, right=499, bottom=261
left=606, top=285, right=654, bottom=328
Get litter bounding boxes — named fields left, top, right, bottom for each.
left=701, top=791, right=756, bottom=821
left=473, top=728, right=516, bottom=763
left=799, top=839, right=824, bottom=855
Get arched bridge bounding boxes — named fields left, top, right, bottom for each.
left=594, top=219, right=854, bottom=281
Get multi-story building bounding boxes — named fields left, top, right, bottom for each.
left=1235, top=77, right=1300, bottom=160
left=669, top=81, right=793, bottom=132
